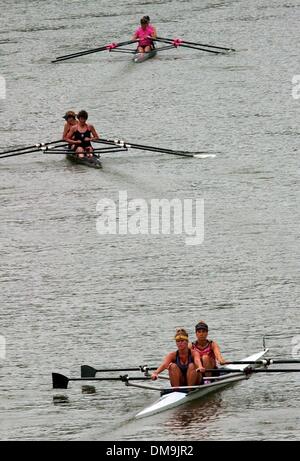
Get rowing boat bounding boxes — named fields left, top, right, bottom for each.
left=66, top=152, right=102, bottom=169
left=133, top=49, right=157, bottom=63
left=52, top=37, right=234, bottom=64
left=134, top=349, right=268, bottom=418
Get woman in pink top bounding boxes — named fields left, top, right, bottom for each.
left=132, top=16, right=157, bottom=53
left=190, top=321, right=227, bottom=377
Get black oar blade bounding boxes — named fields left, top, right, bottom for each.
left=52, top=373, right=70, bottom=389
left=81, top=365, right=97, bottom=378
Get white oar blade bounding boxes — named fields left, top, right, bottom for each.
left=194, top=153, right=216, bottom=159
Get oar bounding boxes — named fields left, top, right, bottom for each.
left=223, top=359, right=300, bottom=365
left=0, top=143, right=69, bottom=159
left=0, top=139, right=64, bottom=156
left=156, top=36, right=235, bottom=52
left=153, top=38, right=224, bottom=55
left=52, top=373, right=151, bottom=389
left=202, top=368, right=300, bottom=375
left=52, top=39, right=138, bottom=63
left=94, top=138, right=213, bottom=158
left=81, top=365, right=156, bottom=378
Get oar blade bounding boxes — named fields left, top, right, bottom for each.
left=81, top=365, right=97, bottom=378
left=52, top=373, right=70, bottom=389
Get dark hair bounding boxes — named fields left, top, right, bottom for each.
left=77, top=110, right=88, bottom=120
left=143, top=15, right=150, bottom=22
left=195, top=321, right=208, bottom=331
left=140, top=17, right=148, bottom=25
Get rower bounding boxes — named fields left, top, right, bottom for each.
left=151, top=328, right=204, bottom=388
left=132, top=16, right=157, bottom=54
left=143, top=16, right=157, bottom=38
left=190, top=321, right=227, bottom=378
left=62, top=111, right=77, bottom=147
left=65, top=110, right=99, bottom=158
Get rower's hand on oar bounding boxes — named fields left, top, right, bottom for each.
left=151, top=372, right=159, bottom=380
left=196, top=366, right=205, bottom=374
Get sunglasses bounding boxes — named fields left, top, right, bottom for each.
left=196, top=328, right=207, bottom=332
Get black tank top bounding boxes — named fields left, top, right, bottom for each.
left=73, top=127, right=92, bottom=148
left=175, top=350, right=193, bottom=375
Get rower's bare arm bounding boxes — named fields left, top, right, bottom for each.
left=90, top=125, right=99, bottom=140
left=192, top=350, right=205, bottom=373
left=151, top=352, right=174, bottom=380
left=62, top=123, right=69, bottom=141
left=65, top=127, right=80, bottom=145
left=152, top=27, right=157, bottom=39
left=212, top=342, right=227, bottom=365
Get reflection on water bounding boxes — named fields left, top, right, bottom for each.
left=163, top=395, right=223, bottom=433
left=52, top=395, right=70, bottom=406
left=81, top=385, right=96, bottom=395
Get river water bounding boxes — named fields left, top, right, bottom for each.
left=0, top=0, right=299, bottom=441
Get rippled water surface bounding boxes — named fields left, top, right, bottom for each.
left=0, top=0, right=299, bottom=441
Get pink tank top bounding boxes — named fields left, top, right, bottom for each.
left=135, top=25, right=155, bottom=47
left=192, top=340, right=216, bottom=360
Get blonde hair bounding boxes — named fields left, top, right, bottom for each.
left=174, top=328, right=189, bottom=341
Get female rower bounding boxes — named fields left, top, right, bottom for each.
left=62, top=111, right=77, bottom=147
left=151, top=328, right=204, bottom=387
left=132, top=16, right=157, bottom=53
left=65, top=110, right=99, bottom=158
left=143, top=16, right=157, bottom=37
left=190, top=321, right=227, bottom=377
